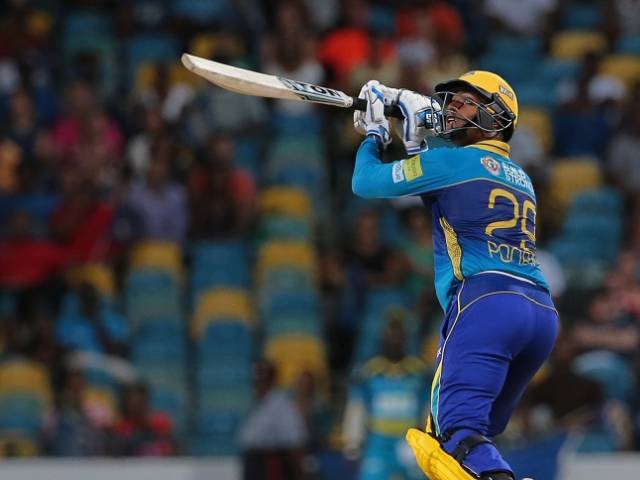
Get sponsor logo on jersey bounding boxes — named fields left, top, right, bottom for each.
left=402, top=155, right=423, bottom=181
left=392, top=161, right=405, bottom=183
left=480, top=156, right=501, bottom=176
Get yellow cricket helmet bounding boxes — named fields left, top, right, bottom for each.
left=435, top=70, right=518, bottom=140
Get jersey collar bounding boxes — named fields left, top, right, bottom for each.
left=466, top=140, right=511, bottom=158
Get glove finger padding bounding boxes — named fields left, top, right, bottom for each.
left=364, top=86, right=391, bottom=147
left=397, top=90, right=439, bottom=155
left=353, top=80, right=380, bottom=135
left=406, top=428, right=480, bottom=480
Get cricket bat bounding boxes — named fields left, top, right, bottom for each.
left=181, top=53, right=405, bottom=119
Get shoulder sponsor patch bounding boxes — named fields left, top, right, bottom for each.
left=392, top=161, right=405, bottom=183
left=402, top=155, right=423, bottom=182
left=480, top=156, right=501, bottom=176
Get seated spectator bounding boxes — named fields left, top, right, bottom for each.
left=55, top=283, right=128, bottom=357
left=126, top=107, right=168, bottom=180
left=44, top=368, right=108, bottom=456
left=553, top=76, right=612, bottom=157
left=125, top=143, right=187, bottom=244
left=0, top=211, right=66, bottom=290
left=607, top=84, right=640, bottom=195
left=188, top=133, right=256, bottom=239
left=317, top=0, right=395, bottom=86
left=111, top=382, right=174, bottom=456
left=484, top=0, right=558, bottom=36
left=49, top=170, right=115, bottom=263
left=238, top=360, right=307, bottom=480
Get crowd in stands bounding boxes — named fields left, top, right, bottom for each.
left=0, top=0, right=640, bottom=478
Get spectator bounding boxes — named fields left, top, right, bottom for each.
left=484, top=0, right=558, bottom=36
left=292, top=370, right=331, bottom=452
left=55, top=283, right=128, bottom=357
left=44, top=368, right=108, bottom=456
left=4, top=88, right=41, bottom=180
left=317, top=0, right=395, bottom=86
left=342, top=317, right=428, bottom=480
left=188, top=133, right=256, bottom=239
left=125, top=142, right=187, bottom=244
left=238, top=360, right=307, bottom=480
left=49, top=170, right=115, bottom=263
left=126, top=107, right=168, bottom=180
left=135, top=63, right=195, bottom=124
left=111, top=382, right=174, bottom=456
left=0, top=211, right=66, bottom=290
left=400, top=206, right=434, bottom=305
left=607, top=84, right=640, bottom=195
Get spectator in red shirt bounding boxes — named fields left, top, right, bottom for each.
left=188, top=133, right=256, bottom=239
left=111, top=383, right=174, bottom=457
left=0, top=210, right=66, bottom=289
left=317, top=0, right=395, bottom=86
left=49, top=170, right=115, bottom=263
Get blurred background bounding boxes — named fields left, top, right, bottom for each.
left=0, top=0, right=639, bottom=479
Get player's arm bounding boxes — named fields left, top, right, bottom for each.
left=352, top=136, right=454, bottom=198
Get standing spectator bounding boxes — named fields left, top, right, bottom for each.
left=188, top=133, right=256, bottom=239
left=44, top=368, right=108, bottom=456
left=125, top=143, right=187, bottom=244
left=238, top=360, right=307, bottom=480
left=111, top=382, right=174, bottom=456
left=342, top=318, right=429, bottom=480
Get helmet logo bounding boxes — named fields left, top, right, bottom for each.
left=499, top=85, right=514, bottom=100
left=481, top=156, right=501, bottom=176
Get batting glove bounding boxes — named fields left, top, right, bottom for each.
left=396, top=90, right=442, bottom=155
left=353, top=80, right=392, bottom=148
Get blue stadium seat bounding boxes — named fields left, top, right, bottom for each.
left=574, top=350, right=635, bottom=402
left=477, top=54, right=532, bottom=84
left=126, top=34, right=180, bottom=82
left=487, top=35, right=542, bottom=59
left=260, top=291, right=320, bottom=318
left=63, top=10, right=112, bottom=37
left=0, top=394, right=43, bottom=437
left=259, top=215, right=311, bottom=242
left=514, top=82, right=557, bottom=109
left=616, top=35, right=640, bottom=55
left=535, top=59, right=580, bottom=85
left=171, top=0, right=235, bottom=23
left=562, top=4, right=600, bottom=30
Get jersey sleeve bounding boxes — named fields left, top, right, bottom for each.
left=351, top=137, right=458, bottom=199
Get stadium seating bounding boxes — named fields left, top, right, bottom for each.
left=600, top=55, right=640, bottom=91
left=548, top=156, right=602, bottom=215
left=264, top=334, right=328, bottom=387
left=550, top=30, right=607, bottom=60
left=616, top=35, right=640, bottom=55
left=518, top=107, right=553, bottom=152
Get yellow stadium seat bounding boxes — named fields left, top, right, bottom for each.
left=549, top=156, right=602, bottom=213
left=188, top=32, right=245, bottom=61
left=519, top=107, right=553, bottom=153
left=136, top=62, right=204, bottom=91
left=265, top=335, right=328, bottom=386
left=130, top=241, right=183, bottom=280
left=256, top=241, right=317, bottom=277
left=259, top=187, right=312, bottom=218
left=192, top=288, right=253, bottom=337
left=551, top=30, right=607, bottom=60
left=600, top=55, right=640, bottom=91
left=66, top=263, right=116, bottom=298
left=0, top=433, right=38, bottom=457
left=0, top=361, right=52, bottom=406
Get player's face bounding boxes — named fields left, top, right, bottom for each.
left=445, top=91, right=482, bottom=130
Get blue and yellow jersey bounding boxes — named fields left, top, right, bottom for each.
left=352, top=137, right=549, bottom=311
left=350, top=356, right=430, bottom=437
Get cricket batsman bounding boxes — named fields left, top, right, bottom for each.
left=351, top=71, right=559, bottom=480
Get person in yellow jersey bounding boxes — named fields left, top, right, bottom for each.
left=351, top=71, right=558, bottom=480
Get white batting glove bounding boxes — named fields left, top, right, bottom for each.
left=353, top=80, right=391, bottom=148
left=396, top=90, right=441, bottom=155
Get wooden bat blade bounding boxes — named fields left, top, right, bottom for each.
left=181, top=53, right=355, bottom=108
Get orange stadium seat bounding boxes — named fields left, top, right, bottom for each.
left=66, top=263, right=116, bottom=299
left=600, top=55, right=640, bottom=92
left=0, top=360, right=52, bottom=406
left=130, top=241, right=184, bottom=281
left=192, top=288, right=254, bottom=338
left=549, top=156, right=602, bottom=214
left=256, top=241, right=317, bottom=278
left=518, top=107, right=553, bottom=153
left=264, top=334, right=328, bottom=386
left=550, top=30, right=607, bottom=60
left=0, top=433, right=38, bottom=458
left=258, top=186, right=312, bottom=218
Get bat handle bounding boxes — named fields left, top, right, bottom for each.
left=353, top=97, right=404, bottom=120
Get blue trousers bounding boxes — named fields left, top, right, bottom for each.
left=430, top=272, right=558, bottom=475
